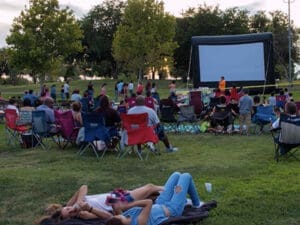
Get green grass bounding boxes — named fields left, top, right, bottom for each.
left=0, top=79, right=300, bottom=225
left=0, top=131, right=299, bottom=225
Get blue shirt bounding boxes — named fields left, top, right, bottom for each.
left=239, top=95, right=253, bottom=115
left=123, top=204, right=168, bottom=225
left=36, top=105, right=55, bottom=123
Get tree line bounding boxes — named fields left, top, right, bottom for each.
left=0, top=0, right=299, bottom=84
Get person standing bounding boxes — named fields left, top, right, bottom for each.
left=218, top=76, right=226, bottom=94
left=128, top=80, right=134, bottom=96
left=87, top=81, right=94, bottom=98
left=136, top=81, right=144, bottom=95
left=60, top=85, right=65, bottom=101
left=64, top=80, right=70, bottom=100
left=100, top=83, right=107, bottom=96
left=238, top=89, right=253, bottom=135
left=168, top=80, right=176, bottom=94
left=50, top=84, right=57, bottom=102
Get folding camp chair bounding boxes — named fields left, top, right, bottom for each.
left=17, top=110, right=32, bottom=126
left=176, top=105, right=199, bottom=133
left=126, top=97, right=136, bottom=109
left=145, top=97, right=156, bottom=110
left=54, top=110, right=80, bottom=149
left=252, top=105, right=276, bottom=135
left=271, top=113, right=300, bottom=162
left=295, top=101, right=300, bottom=114
left=4, top=109, right=29, bottom=147
left=119, top=113, right=159, bottom=160
left=210, top=105, right=232, bottom=134
left=117, top=105, right=127, bottom=115
left=189, top=91, right=204, bottom=116
left=275, top=95, right=286, bottom=110
left=159, top=105, right=178, bottom=132
left=31, top=110, right=57, bottom=150
left=78, top=112, right=110, bottom=159
left=80, top=97, right=91, bottom=112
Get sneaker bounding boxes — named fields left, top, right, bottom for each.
left=166, top=147, right=178, bottom=153
left=147, top=143, right=157, bottom=153
left=192, top=201, right=205, bottom=208
left=185, top=198, right=193, bottom=206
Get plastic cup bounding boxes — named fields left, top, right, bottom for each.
left=205, top=182, right=212, bottom=192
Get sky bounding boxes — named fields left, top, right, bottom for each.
left=0, top=0, right=299, bottom=48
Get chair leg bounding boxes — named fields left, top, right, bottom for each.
left=78, top=142, right=100, bottom=158
left=274, top=145, right=279, bottom=162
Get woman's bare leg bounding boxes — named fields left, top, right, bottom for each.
left=128, top=184, right=164, bottom=200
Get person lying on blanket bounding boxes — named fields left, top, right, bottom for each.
left=37, top=184, right=163, bottom=224
left=106, top=172, right=201, bottom=225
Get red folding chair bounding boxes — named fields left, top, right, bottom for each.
left=119, top=113, right=159, bottom=160
left=4, top=109, right=29, bottom=147
left=54, top=110, right=80, bottom=149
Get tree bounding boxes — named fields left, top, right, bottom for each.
left=0, top=48, right=10, bottom=76
left=81, top=0, right=125, bottom=78
left=112, top=0, right=177, bottom=80
left=174, top=5, right=223, bottom=79
left=249, top=11, right=270, bottom=33
left=221, top=7, right=250, bottom=34
left=6, top=0, right=83, bottom=82
left=269, top=10, right=299, bottom=80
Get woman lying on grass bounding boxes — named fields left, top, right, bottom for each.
left=37, top=184, right=163, bottom=224
left=106, top=172, right=201, bottom=225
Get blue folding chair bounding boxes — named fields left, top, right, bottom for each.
left=80, top=97, right=91, bottom=112
left=78, top=112, right=110, bottom=158
left=252, top=105, right=276, bottom=135
left=31, top=110, right=57, bottom=149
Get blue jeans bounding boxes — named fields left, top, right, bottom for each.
left=155, top=172, right=200, bottom=217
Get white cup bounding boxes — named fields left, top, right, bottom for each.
left=205, top=182, right=212, bottom=192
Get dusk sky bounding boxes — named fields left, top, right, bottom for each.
left=0, top=0, right=299, bottom=48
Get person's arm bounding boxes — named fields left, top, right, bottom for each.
left=66, top=185, right=88, bottom=206
left=78, top=202, right=113, bottom=220
left=113, top=199, right=152, bottom=225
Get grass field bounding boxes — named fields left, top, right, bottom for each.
left=0, top=79, right=300, bottom=225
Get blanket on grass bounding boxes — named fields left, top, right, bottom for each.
left=41, top=200, right=217, bottom=225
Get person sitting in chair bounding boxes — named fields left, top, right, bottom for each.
left=94, top=95, right=121, bottom=143
left=127, top=95, right=178, bottom=153
left=36, top=97, right=56, bottom=133
left=271, top=102, right=298, bottom=155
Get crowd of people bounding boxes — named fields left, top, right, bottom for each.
left=201, top=76, right=297, bottom=135
left=3, top=79, right=181, bottom=153
left=2, top=77, right=298, bottom=146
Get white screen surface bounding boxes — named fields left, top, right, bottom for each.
left=198, top=42, right=265, bottom=82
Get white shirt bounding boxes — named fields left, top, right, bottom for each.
left=128, top=105, right=160, bottom=126
left=128, top=83, right=134, bottom=90
left=84, top=193, right=115, bottom=211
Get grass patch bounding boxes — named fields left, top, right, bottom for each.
left=0, top=129, right=299, bottom=225
left=1, top=79, right=300, bottom=224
